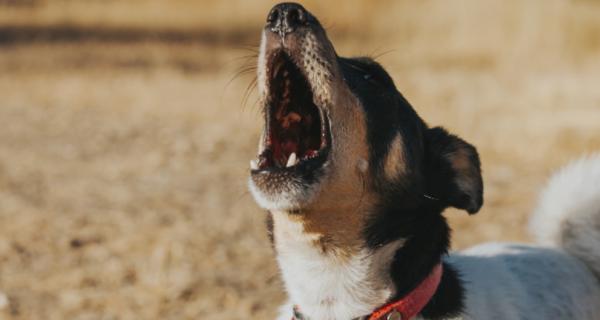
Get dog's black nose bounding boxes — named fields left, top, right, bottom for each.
left=266, top=2, right=308, bottom=36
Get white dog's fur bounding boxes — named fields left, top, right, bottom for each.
left=276, top=155, right=600, bottom=319
left=272, top=211, right=405, bottom=320
left=437, top=155, right=600, bottom=319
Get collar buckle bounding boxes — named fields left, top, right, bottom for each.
left=386, top=309, right=402, bottom=320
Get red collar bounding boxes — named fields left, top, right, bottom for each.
left=368, top=263, right=443, bottom=320
left=292, top=263, right=443, bottom=320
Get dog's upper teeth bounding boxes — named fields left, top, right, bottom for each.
left=286, top=152, right=297, bottom=167
left=250, top=159, right=259, bottom=170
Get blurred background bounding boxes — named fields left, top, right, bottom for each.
left=0, top=0, right=599, bottom=319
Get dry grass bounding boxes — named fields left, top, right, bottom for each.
left=0, top=0, right=600, bottom=319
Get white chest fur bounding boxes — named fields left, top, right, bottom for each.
left=272, top=213, right=402, bottom=320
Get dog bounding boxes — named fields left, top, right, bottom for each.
left=248, top=3, right=600, bottom=319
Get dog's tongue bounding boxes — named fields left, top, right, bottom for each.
left=281, top=140, right=299, bottom=157
left=277, top=111, right=303, bottom=163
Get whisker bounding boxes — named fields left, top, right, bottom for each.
left=232, top=45, right=260, bottom=53
left=225, top=66, right=257, bottom=90
left=228, top=53, right=259, bottom=63
left=372, top=48, right=397, bottom=60
left=241, top=76, right=258, bottom=111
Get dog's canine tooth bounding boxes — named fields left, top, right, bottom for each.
left=286, top=152, right=297, bottom=167
left=250, top=159, right=259, bottom=170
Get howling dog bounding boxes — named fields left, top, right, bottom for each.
left=248, top=3, right=600, bottom=319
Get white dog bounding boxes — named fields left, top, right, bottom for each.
left=248, top=3, right=600, bottom=319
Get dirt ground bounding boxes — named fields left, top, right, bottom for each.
left=0, top=1, right=599, bottom=319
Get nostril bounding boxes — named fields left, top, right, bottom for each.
left=267, top=8, right=280, bottom=24
left=287, top=8, right=303, bottom=25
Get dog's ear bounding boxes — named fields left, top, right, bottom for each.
left=424, top=127, right=483, bottom=214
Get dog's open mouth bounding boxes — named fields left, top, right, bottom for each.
left=251, top=51, right=331, bottom=174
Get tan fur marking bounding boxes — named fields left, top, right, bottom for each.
left=384, top=134, right=407, bottom=180
left=270, top=81, right=373, bottom=256
left=449, top=148, right=478, bottom=189
left=449, top=148, right=471, bottom=171
left=299, top=81, right=372, bottom=255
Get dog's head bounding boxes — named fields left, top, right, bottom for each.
left=249, top=2, right=483, bottom=249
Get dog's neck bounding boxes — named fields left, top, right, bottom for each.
left=269, top=201, right=464, bottom=320
left=363, top=197, right=465, bottom=319
left=270, top=211, right=399, bottom=319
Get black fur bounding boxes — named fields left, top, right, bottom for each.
left=422, top=262, right=465, bottom=319
left=266, top=213, right=275, bottom=247
left=339, top=57, right=426, bottom=184
left=338, top=56, right=483, bottom=318
left=424, top=127, right=483, bottom=214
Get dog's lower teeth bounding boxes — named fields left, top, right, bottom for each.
left=286, top=152, right=297, bottom=167
left=305, top=150, right=318, bottom=158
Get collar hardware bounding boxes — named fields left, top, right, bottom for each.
left=386, top=310, right=402, bottom=320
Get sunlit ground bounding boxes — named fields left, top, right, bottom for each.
left=0, top=1, right=599, bottom=319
